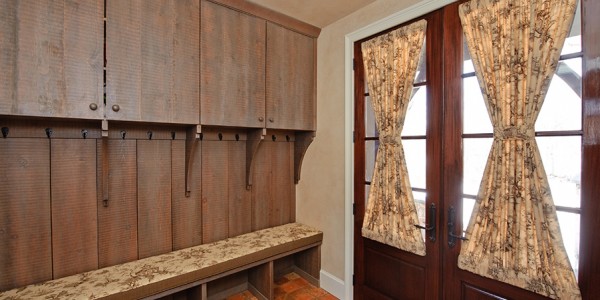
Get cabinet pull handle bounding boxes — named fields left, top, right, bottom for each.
left=258, top=117, right=264, bottom=122
left=112, top=104, right=120, bottom=112
left=447, top=206, right=468, bottom=248
left=269, top=117, right=274, bottom=123
left=89, top=103, right=98, bottom=111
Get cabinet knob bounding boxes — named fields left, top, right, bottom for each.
left=89, top=103, right=98, bottom=111
left=112, top=104, right=120, bottom=112
left=258, top=117, right=264, bottom=122
left=269, top=117, right=274, bottom=123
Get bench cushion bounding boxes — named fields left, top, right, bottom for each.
left=0, top=223, right=322, bottom=299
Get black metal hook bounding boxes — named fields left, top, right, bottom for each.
left=218, top=133, right=223, bottom=141
left=1, top=127, right=8, bottom=138
left=81, top=129, right=88, bottom=139
left=171, top=132, right=176, bottom=140
left=199, top=133, right=204, bottom=140
left=45, top=128, right=53, bottom=139
left=286, top=135, right=290, bottom=142
left=272, top=134, right=277, bottom=141
left=120, top=130, right=127, bottom=140
left=147, top=131, right=153, bottom=140
left=235, top=134, right=240, bottom=141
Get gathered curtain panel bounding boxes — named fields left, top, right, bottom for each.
left=361, top=20, right=427, bottom=256
left=458, top=0, right=580, bottom=298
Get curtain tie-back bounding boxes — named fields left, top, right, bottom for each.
left=493, top=125, right=534, bottom=141
left=379, top=135, right=402, bottom=146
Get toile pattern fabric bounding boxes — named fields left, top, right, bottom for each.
left=458, top=0, right=580, bottom=298
left=361, top=20, right=427, bottom=256
left=0, top=223, right=322, bottom=300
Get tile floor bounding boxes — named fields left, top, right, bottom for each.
left=226, top=273, right=338, bottom=300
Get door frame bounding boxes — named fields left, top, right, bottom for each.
left=343, top=1, right=457, bottom=299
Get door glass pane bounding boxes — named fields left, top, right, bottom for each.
left=463, top=37, right=475, bottom=74
left=557, top=211, right=580, bottom=278
left=365, top=140, right=378, bottom=182
left=462, top=198, right=476, bottom=232
left=403, top=139, right=426, bottom=190
left=463, top=77, right=493, bottom=134
left=561, top=1, right=581, bottom=55
left=403, top=87, right=427, bottom=136
left=365, top=95, right=378, bottom=137
left=536, top=58, right=582, bottom=132
left=463, top=138, right=493, bottom=196
left=414, top=190, right=427, bottom=240
left=414, top=40, right=427, bottom=84
left=536, top=136, right=581, bottom=208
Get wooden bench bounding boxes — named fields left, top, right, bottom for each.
left=0, top=223, right=322, bottom=300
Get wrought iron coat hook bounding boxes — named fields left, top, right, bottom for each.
left=120, top=130, right=127, bottom=140
left=81, top=129, right=88, bottom=139
left=147, top=131, right=153, bottom=140
left=235, top=133, right=240, bottom=141
left=218, top=133, right=223, bottom=141
left=171, top=132, right=176, bottom=140
left=45, top=128, right=53, bottom=139
left=1, top=127, right=8, bottom=138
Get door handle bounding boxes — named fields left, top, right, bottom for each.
left=415, top=203, right=436, bottom=242
left=447, top=206, right=468, bottom=248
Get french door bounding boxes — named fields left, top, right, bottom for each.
left=353, top=1, right=600, bottom=299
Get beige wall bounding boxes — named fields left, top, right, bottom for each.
left=296, top=0, right=422, bottom=280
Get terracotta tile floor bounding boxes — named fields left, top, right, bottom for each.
left=226, top=273, right=338, bottom=300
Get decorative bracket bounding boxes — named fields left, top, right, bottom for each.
left=185, top=125, right=202, bottom=197
left=246, top=128, right=266, bottom=190
left=294, top=131, right=315, bottom=184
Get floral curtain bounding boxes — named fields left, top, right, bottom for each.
left=458, top=0, right=580, bottom=298
left=361, top=20, right=427, bottom=256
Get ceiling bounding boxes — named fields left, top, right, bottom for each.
left=247, top=0, right=377, bottom=28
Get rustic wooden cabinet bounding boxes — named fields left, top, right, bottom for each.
left=266, top=23, right=316, bottom=131
left=106, top=0, right=200, bottom=124
left=201, top=1, right=266, bottom=128
left=0, top=0, right=103, bottom=120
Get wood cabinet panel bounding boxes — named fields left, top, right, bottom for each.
left=201, top=1, right=266, bottom=128
left=172, top=140, right=203, bottom=250
left=252, top=140, right=295, bottom=231
left=266, top=23, right=316, bottom=131
left=98, top=140, right=138, bottom=268
left=106, top=0, right=199, bottom=124
left=50, top=139, right=98, bottom=279
left=137, top=140, right=173, bottom=258
left=0, top=139, right=52, bottom=291
left=0, top=0, right=103, bottom=119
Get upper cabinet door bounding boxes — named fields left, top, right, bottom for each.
left=106, top=0, right=199, bottom=124
left=201, top=1, right=266, bottom=128
left=266, top=23, right=316, bottom=131
left=0, top=0, right=104, bottom=119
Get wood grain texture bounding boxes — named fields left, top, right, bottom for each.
left=137, top=140, right=173, bottom=258
left=249, top=262, right=273, bottom=300
left=266, top=22, right=316, bottom=131
left=172, top=140, right=203, bottom=250
left=50, top=139, right=98, bottom=279
left=228, top=141, right=252, bottom=237
left=0, top=139, right=52, bottom=291
left=201, top=1, right=266, bottom=128
left=202, top=141, right=230, bottom=243
left=98, top=139, right=138, bottom=268
left=0, top=0, right=103, bottom=119
left=106, top=0, right=199, bottom=124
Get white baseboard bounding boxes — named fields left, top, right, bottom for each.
left=320, top=270, right=346, bottom=300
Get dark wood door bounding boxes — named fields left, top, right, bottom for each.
left=106, top=0, right=199, bottom=124
left=353, top=10, right=443, bottom=300
left=201, top=0, right=266, bottom=128
left=355, top=1, right=598, bottom=299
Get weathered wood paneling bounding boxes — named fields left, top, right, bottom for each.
left=137, top=140, right=172, bottom=258
left=51, top=139, right=98, bottom=278
left=0, top=139, right=52, bottom=290
left=98, top=139, right=138, bottom=268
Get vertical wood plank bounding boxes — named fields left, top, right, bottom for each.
left=202, top=141, right=229, bottom=243
left=138, top=140, right=172, bottom=258
left=270, top=142, right=294, bottom=227
left=51, top=139, right=98, bottom=278
left=249, top=262, right=273, bottom=300
left=228, top=141, right=252, bottom=237
left=173, top=0, right=200, bottom=124
left=172, top=140, right=203, bottom=250
left=0, top=139, right=52, bottom=290
left=252, top=142, right=272, bottom=231
left=201, top=1, right=266, bottom=127
left=1, top=0, right=103, bottom=119
left=106, top=0, right=142, bottom=121
left=0, top=0, right=18, bottom=116
left=266, top=22, right=315, bottom=130
left=98, top=139, right=138, bottom=268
